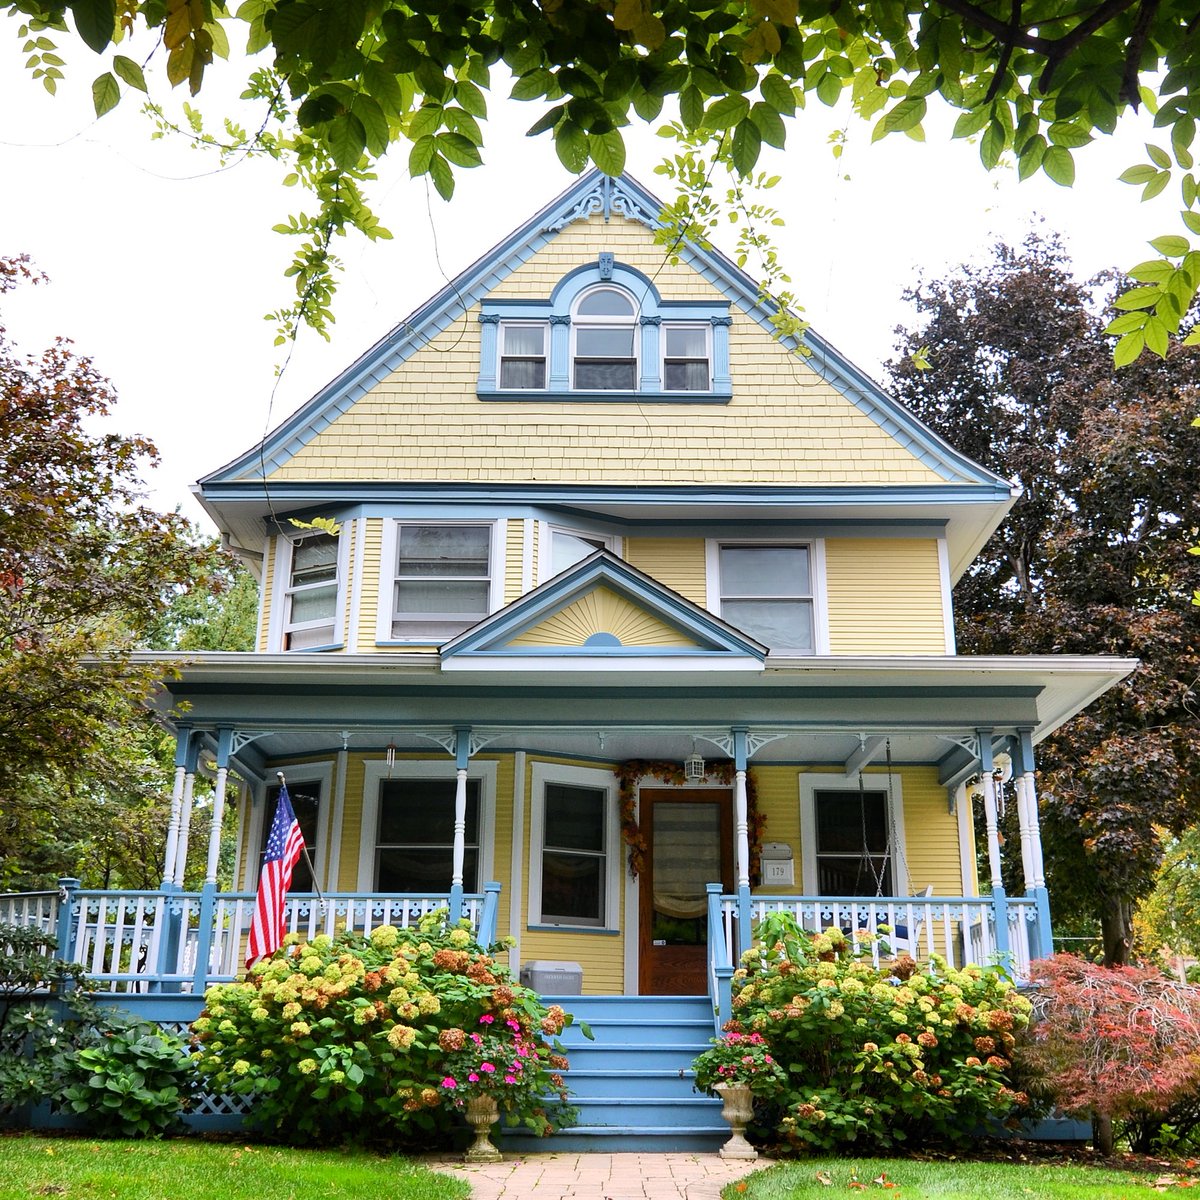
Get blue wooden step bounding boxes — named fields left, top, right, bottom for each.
left=504, top=994, right=727, bottom=1153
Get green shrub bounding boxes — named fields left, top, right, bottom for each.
left=718, top=911, right=1034, bottom=1151
left=0, top=993, right=192, bottom=1136
left=192, top=913, right=580, bottom=1147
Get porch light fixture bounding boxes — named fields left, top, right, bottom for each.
left=684, top=739, right=706, bottom=783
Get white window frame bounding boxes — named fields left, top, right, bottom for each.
left=271, top=531, right=347, bottom=652
left=241, top=761, right=336, bottom=891
left=528, top=762, right=620, bottom=930
left=571, top=285, right=639, bottom=391
left=539, top=522, right=621, bottom=583
left=357, top=759, right=497, bottom=893
left=661, top=322, right=712, bottom=393
left=798, top=772, right=908, bottom=896
left=704, top=537, right=829, bottom=654
left=497, top=320, right=549, bottom=391
left=376, top=519, right=504, bottom=644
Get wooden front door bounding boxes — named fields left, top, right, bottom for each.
left=638, top=789, right=734, bottom=995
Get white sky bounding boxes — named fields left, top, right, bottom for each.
left=0, top=29, right=1170, bottom=532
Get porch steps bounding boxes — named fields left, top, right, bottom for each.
left=501, top=994, right=727, bottom=1153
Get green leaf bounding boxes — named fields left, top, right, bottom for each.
left=408, top=134, right=436, bottom=177
left=679, top=84, right=704, bottom=130
left=1017, top=134, right=1046, bottom=181
left=112, top=54, right=147, bottom=93
left=428, top=152, right=454, bottom=200
left=325, top=112, right=366, bottom=172
left=730, top=117, right=762, bottom=175
left=443, top=106, right=483, bottom=145
left=1147, top=143, right=1172, bottom=169
left=1104, top=311, right=1148, bottom=335
left=1047, top=120, right=1092, bottom=149
left=1143, top=171, right=1170, bottom=201
left=511, top=69, right=554, bottom=101
left=454, top=79, right=487, bottom=119
left=750, top=102, right=786, bottom=148
left=815, top=69, right=842, bottom=108
left=525, top=103, right=566, bottom=138
left=1119, top=164, right=1159, bottom=185
left=952, top=107, right=990, bottom=139
left=554, top=119, right=589, bottom=172
left=760, top=72, right=795, bottom=116
left=1150, top=234, right=1190, bottom=257
left=882, top=95, right=926, bottom=135
left=632, top=89, right=663, bottom=121
left=1127, top=258, right=1174, bottom=283
left=702, top=94, right=750, bottom=131
left=1112, top=284, right=1164, bottom=310
left=980, top=118, right=1005, bottom=169
left=1183, top=211, right=1200, bottom=236
left=1112, top=329, right=1145, bottom=367
left=71, top=0, right=116, bottom=53
left=1042, top=145, right=1075, bottom=187
left=436, top=131, right=482, bottom=168
left=91, top=70, right=120, bottom=117
left=589, top=128, right=626, bottom=175
left=408, top=103, right=443, bottom=141
left=350, top=94, right=389, bottom=156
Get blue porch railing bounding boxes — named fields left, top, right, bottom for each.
left=31, top=879, right=501, bottom=995
left=705, top=890, right=1043, bottom=1032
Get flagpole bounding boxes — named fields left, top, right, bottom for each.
left=277, top=772, right=328, bottom=913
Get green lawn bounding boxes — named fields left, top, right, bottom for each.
left=726, top=1156, right=1199, bottom=1199
left=1, top=1137, right=469, bottom=1200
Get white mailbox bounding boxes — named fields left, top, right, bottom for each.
left=761, top=841, right=794, bottom=886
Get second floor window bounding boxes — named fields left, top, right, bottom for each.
left=499, top=323, right=547, bottom=389
left=283, top=532, right=339, bottom=650
left=573, top=287, right=637, bottom=390
left=663, top=325, right=710, bottom=391
left=391, top=524, right=492, bottom=641
left=718, top=543, right=814, bottom=651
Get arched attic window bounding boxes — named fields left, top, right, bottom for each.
left=572, top=286, right=637, bottom=390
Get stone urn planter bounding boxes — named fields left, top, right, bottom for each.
left=714, top=1081, right=757, bottom=1161
left=463, top=1093, right=503, bottom=1163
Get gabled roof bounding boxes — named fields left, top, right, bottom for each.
left=200, top=169, right=1009, bottom=494
left=439, top=549, right=767, bottom=672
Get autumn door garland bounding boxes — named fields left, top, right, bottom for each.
left=615, top=759, right=764, bottom=886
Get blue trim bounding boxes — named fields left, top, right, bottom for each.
left=440, top=549, right=766, bottom=662
left=199, top=169, right=1011, bottom=494
left=526, top=924, right=622, bottom=936
left=584, top=632, right=622, bottom=647
left=478, top=388, right=732, bottom=403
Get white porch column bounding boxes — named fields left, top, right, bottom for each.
left=451, top=727, right=471, bottom=893
left=161, top=725, right=192, bottom=888
left=204, top=728, right=234, bottom=885
left=1014, top=772, right=1036, bottom=892
left=173, top=770, right=197, bottom=886
left=734, top=765, right=750, bottom=891
left=978, top=731, right=1003, bottom=890
left=1019, top=729, right=1046, bottom=888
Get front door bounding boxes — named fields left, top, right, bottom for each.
left=638, top=789, right=734, bottom=995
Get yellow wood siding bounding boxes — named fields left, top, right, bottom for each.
left=355, top=519, right=383, bottom=652
left=505, top=519, right=524, bottom=604
left=336, top=753, right=367, bottom=890
left=825, top=539, right=948, bottom=654
left=264, top=216, right=947, bottom=489
left=622, top=538, right=707, bottom=606
left=341, top=520, right=356, bottom=645
left=258, top=537, right=278, bottom=651
left=508, top=587, right=698, bottom=648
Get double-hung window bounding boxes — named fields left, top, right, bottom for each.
left=374, top=777, right=480, bottom=893
left=663, top=325, right=711, bottom=391
left=813, top=789, right=893, bottom=896
left=573, top=287, right=637, bottom=390
left=498, top=323, right=547, bottom=390
left=530, top=763, right=617, bottom=928
left=390, top=524, right=492, bottom=641
left=282, top=532, right=339, bottom=650
left=717, top=543, right=814, bottom=651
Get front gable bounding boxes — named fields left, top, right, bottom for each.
left=440, top=550, right=766, bottom=670
left=200, top=171, right=1009, bottom=495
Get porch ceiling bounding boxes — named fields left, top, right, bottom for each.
left=134, top=651, right=1135, bottom=784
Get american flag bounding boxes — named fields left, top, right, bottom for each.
left=246, top=784, right=305, bottom=969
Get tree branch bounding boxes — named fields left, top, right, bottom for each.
left=985, top=0, right=1024, bottom=103
left=1037, top=0, right=1143, bottom=92
left=1119, top=0, right=1160, bottom=108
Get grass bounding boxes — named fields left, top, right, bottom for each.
left=724, top=1156, right=1200, bottom=1199
left=1, top=1136, right=470, bottom=1200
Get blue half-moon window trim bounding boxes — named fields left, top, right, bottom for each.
left=478, top=257, right=732, bottom=399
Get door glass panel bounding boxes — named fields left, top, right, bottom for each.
left=652, top=802, right=720, bottom=946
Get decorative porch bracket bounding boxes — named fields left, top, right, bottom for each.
left=697, top=728, right=788, bottom=957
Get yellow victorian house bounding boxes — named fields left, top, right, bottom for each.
left=13, top=171, right=1132, bottom=1145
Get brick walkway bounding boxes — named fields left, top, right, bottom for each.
left=427, top=1152, right=760, bottom=1200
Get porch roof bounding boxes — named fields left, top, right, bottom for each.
left=135, top=650, right=1135, bottom=785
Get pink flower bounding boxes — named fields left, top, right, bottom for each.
left=479, top=1014, right=494, bottom=1025
left=505, top=1075, right=517, bottom=1085
left=481, top=1061, right=496, bottom=1073
left=441, top=1077, right=457, bottom=1089
left=507, top=1019, right=521, bottom=1031
left=470, top=1033, right=483, bottom=1045
left=468, top=1073, right=480, bottom=1083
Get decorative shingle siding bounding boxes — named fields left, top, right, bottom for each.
left=265, top=216, right=946, bottom=488
left=623, top=538, right=707, bottom=606
left=824, top=539, right=948, bottom=654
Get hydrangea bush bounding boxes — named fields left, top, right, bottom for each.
left=192, top=913, right=579, bottom=1146
left=716, top=912, right=1034, bottom=1151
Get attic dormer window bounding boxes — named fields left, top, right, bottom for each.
left=573, top=287, right=637, bottom=390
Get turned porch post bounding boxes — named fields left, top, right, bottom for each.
left=1018, top=728, right=1052, bottom=958
left=978, top=730, right=1011, bottom=962
left=204, top=728, right=234, bottom=885
left=732, top=727, right=753, bottom=957
left=449, top=726, right=471, bottom=919
left=161, top=725, right=193, bottom=889
left=171, top=733, right=202, bottom=887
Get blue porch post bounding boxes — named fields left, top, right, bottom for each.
left=478, top=881, right=501, bottom=947
left=1018, top=728, right=1053, bottom=959
left=193, top=728, right=233, bottom=994
left=732, top=727, right=753, bottom=958
left=157, top=732, right=201, bottom=992
left=978, top=731, right=1011, bottom=965
left=449, top=727, right=471, bottom=921
left=707, top=883, right=734, bottom=1034
left=53, top=878, right=79, bottom=970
